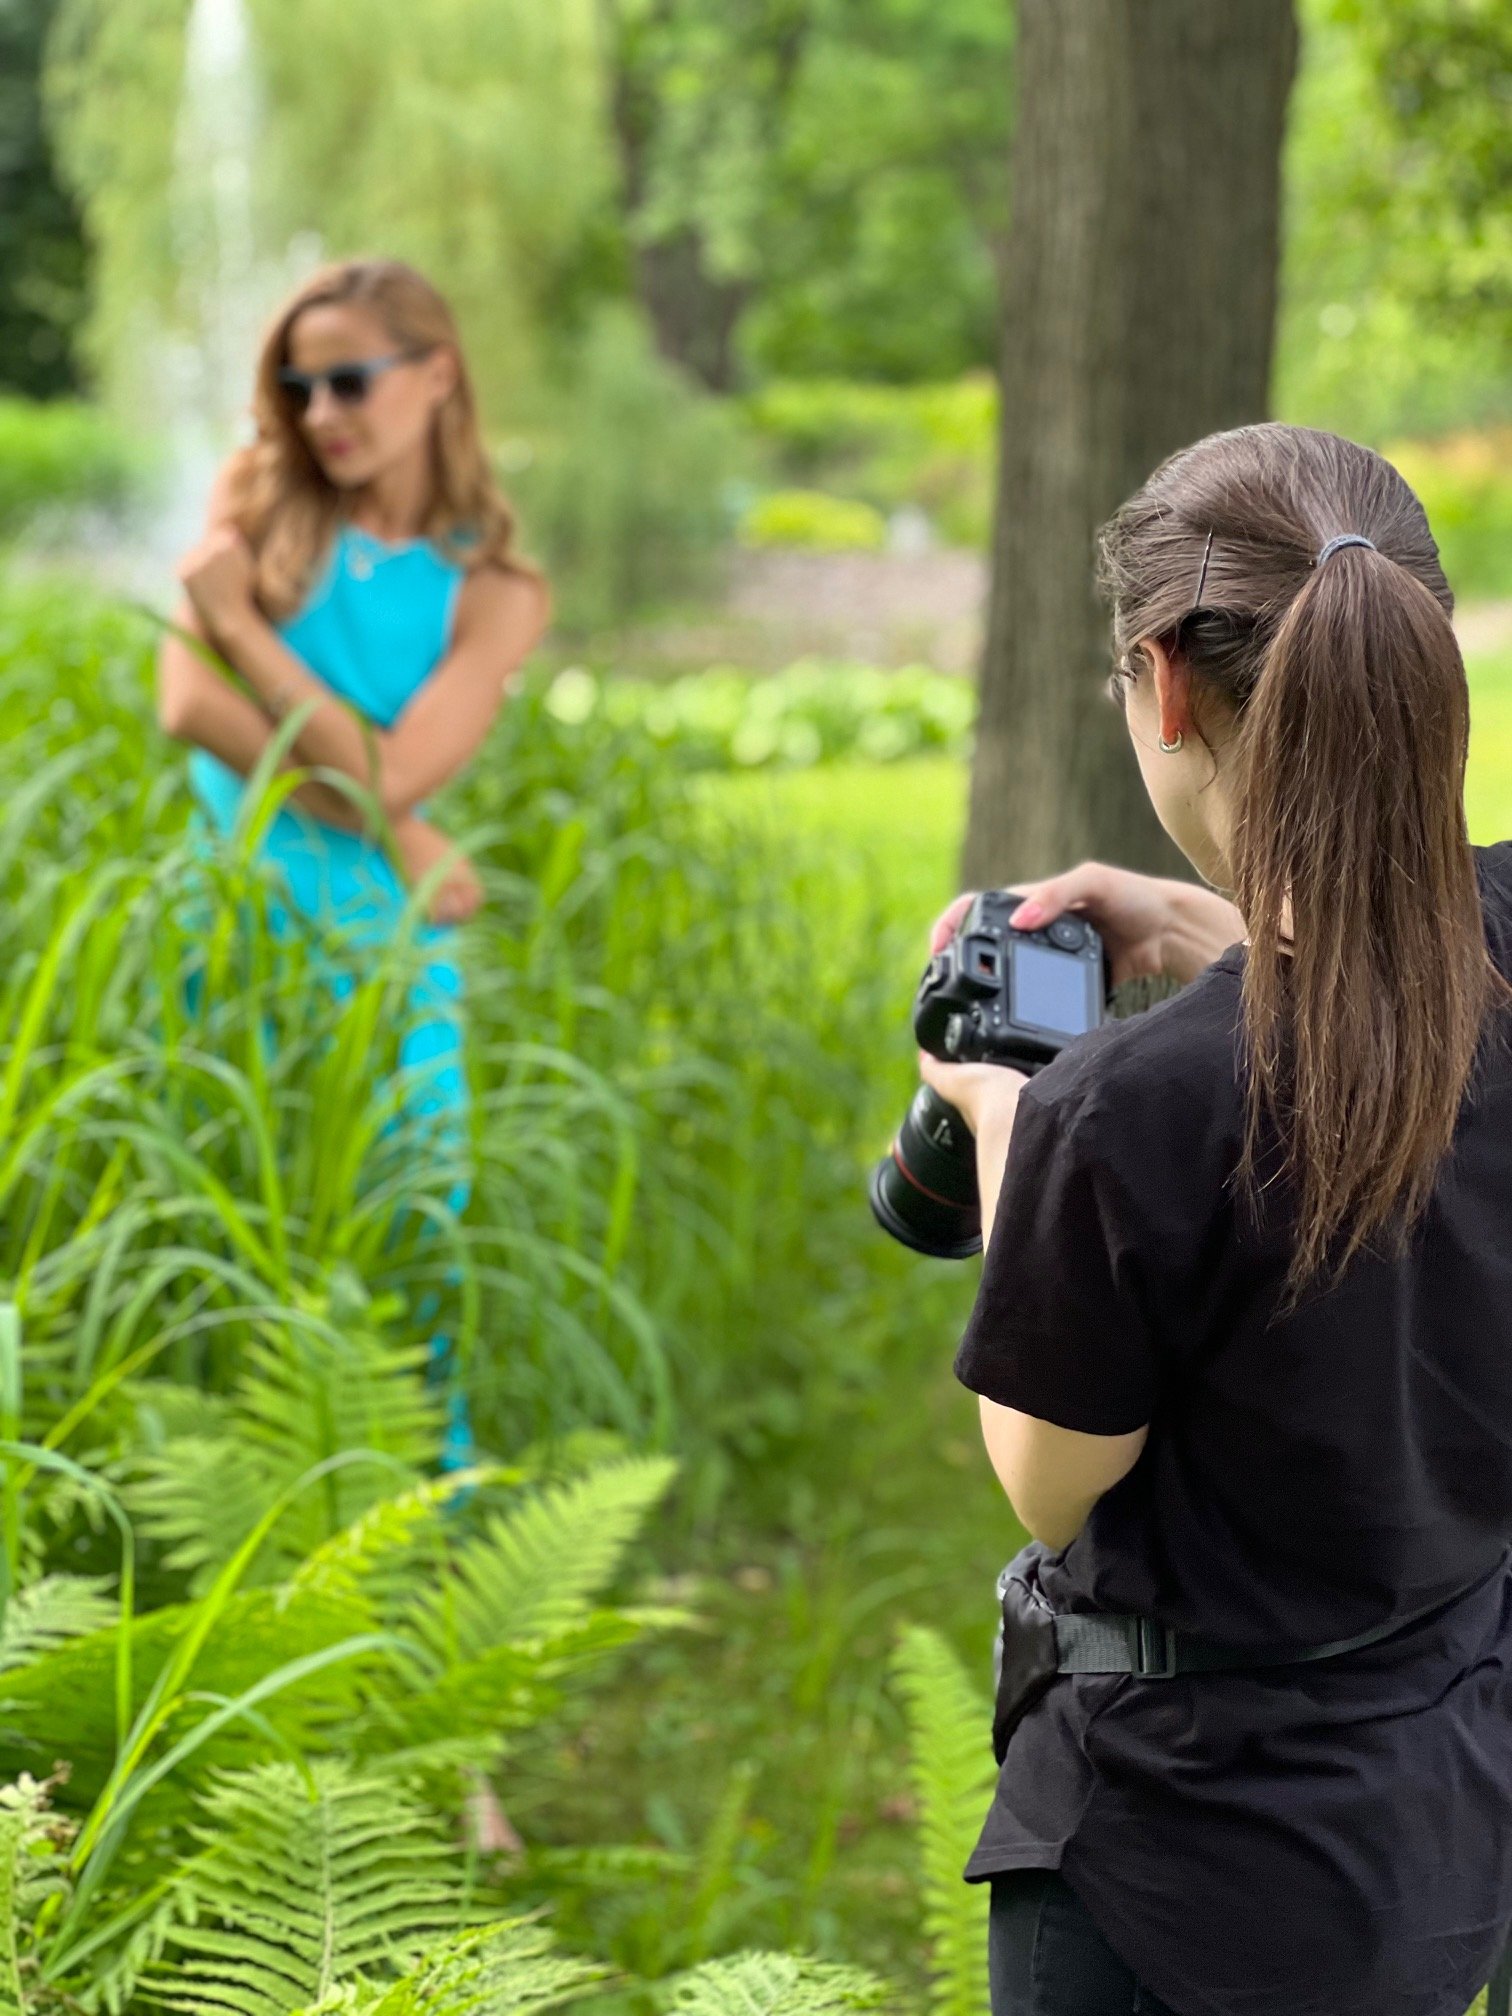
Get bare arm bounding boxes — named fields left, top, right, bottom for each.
left=159, top=462, right=487, bottom=922
left=156, top=600, right=373, bottom=831
left=186, top=537, right=550, bottom=820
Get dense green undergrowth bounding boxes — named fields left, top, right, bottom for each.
left=0, top=574, right=1002, bottom=2010
left=6, top=575, right=1506, bottom=2012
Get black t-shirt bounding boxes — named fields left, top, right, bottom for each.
left=953, top=841, right=1512, bottom=2016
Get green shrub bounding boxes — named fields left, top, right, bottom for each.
left=738, top=491, right=889, bottom=553
left=741, top=377, right=996, bottom=549
left=0, top=397, right=139, bottom=539
left=506, top=306, right=748, bottom=634
left=1386, top=429, right=1512, bottom=603
left=546, top=660, right=976, bottom=772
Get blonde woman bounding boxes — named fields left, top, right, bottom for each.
left=158, top=257, right=550, bottom=1468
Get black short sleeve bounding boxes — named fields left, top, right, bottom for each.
left=953, top=1086, right=1159, bottom=1435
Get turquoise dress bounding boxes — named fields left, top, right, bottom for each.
left=188, top=522, right=473, bottom=1465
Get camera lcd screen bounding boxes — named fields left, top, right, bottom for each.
left=1011, top=940, right=1094, bottom=1036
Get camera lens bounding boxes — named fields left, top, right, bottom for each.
left=1047, top=917, right=1086, bottom=950
left=868, top=1086, right=984, bottom=1260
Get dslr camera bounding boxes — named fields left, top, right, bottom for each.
left=869, top=890, right=1109, bottom=1258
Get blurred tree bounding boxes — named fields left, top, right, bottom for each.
left=1274, top=0, right=1511, bottom=443
left=1331, top=0, right=1510, bottom=337
left=254, top=0, right=610, bottom=423
left=963, top=0, right=1298, bottom=888
left=599, top=0, right=1013, bottom=390
left=0, top=0, right=88, bottom=396
left=46, top=0, right=609, bottom=429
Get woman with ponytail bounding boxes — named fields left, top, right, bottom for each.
left=922, top=423, right=1512, bottom=2016
left=157, top=258, right=550, bottom=1471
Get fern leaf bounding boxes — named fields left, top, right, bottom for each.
left=408, top=1459, right=676, bottom=1664
left=125, top=1332, right=441, bottom=1593
left=349, top=1918, right=608, bottom=2016
left=125, top=1437, right=272, bottom=1592
left=0, top=1578, right=118, bottom=1672
left=349, top=1612, right=644, bottom=1763
left=665, top=1952, right=893, bottom=2016
left=291, top=1469, right=517, bottom=1615
left=149, top=1761, right=468, bottom=2016
left=890, top=1627, right=996, bottom=2016
left=0, top=1773, right=74, bottom=2015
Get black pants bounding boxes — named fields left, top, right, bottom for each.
left=989, top=1868, right=1181, bottom=2016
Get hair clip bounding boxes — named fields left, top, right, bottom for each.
left=1193, top=529, right=1215, bottom=608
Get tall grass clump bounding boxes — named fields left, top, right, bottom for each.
left=1, top=575, right=927, bottom=1527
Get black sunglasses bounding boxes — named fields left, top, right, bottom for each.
left=276, top=349, right=431, bottom=414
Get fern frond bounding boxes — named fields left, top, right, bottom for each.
left=125, top=1438, right=272, bottom=1592
left=0, top=1772, right=74, bottom=2014
left=291, top=1469, right=517, bottom=1616
left=0, top=1578, right=118, bottom=1672
left=408, top=1459, right=677, bottom=1664
left=665, top=1952, right=893, bottom=2016
left=0, top=1588, right=371, bottom=1801
left=338, top=1918, right=608, bottom=2016
left=71, top=1870, right=199, bottom=2016
left=149, top=1761, right=468, bottom=2016
left=890, top=1627, right=996, bottom=2016
left=124, top=1330, right=441, bottom=1591
left=348, top=1612, right=648, bottom=1765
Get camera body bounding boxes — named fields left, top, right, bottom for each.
left=868, top=893, right=1109, bottom=1260
left=913, top=890, right=1107, bottom=1072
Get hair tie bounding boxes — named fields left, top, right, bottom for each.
left=1315, top=533, right=1376, bottom=567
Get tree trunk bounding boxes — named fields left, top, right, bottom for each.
left=633, top=235, right=748, bottom=393
left=962, top=0, right=1298, bottom=889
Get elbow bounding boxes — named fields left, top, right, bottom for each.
left=157, top=671, right=198, bottom=743
left=1000, top=1474, right=1094, bottom=1552
left=1019, top=1505, right=1088, bottom=1552
left=378, top=775, right=421, bottom=824
left=377, top=755, right=427, bottom=823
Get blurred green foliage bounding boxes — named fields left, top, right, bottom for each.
left=743, top=377, right=996, bottom=546
left=506, top=304, right=747, bottom=634
left=600, top=0, right=1013, bottom=387
left=1273, top=0, right=1511, bottom=441
left=0, top=394, right=137, bottom=536
left=1387, top=431, right=1512, bottom=603
left=1329, top=0, right=1511, bottom=330
left=0, top=0, right=87, bottom=397
left=738, top=491, right=889, bottom=553
left=544, top=660, right=975, bottom=770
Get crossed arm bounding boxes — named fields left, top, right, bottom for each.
left=157, top=474, right=549, bottom=916
left=166, top=561, right=549, bottom=824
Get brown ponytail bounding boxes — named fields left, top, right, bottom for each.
left=1099, top=423, right=1512, bottom=1310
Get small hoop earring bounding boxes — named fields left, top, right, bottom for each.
left=1158, top=730, right=1184, bottom=754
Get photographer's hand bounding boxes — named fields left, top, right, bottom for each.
left=918, top=1049, right=1027, bottom=1253
left=1003, top=862, right=1244, bottom=986
left=929, top=865, right=1243, bottom=991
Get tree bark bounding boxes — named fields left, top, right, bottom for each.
left=962, top=0, right=1298, bottom=889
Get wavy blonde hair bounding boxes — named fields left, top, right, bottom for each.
left=226, top=257, right=540, bottom=619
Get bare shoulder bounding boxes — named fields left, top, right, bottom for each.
left=455, top=562, right=551, bottom=646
